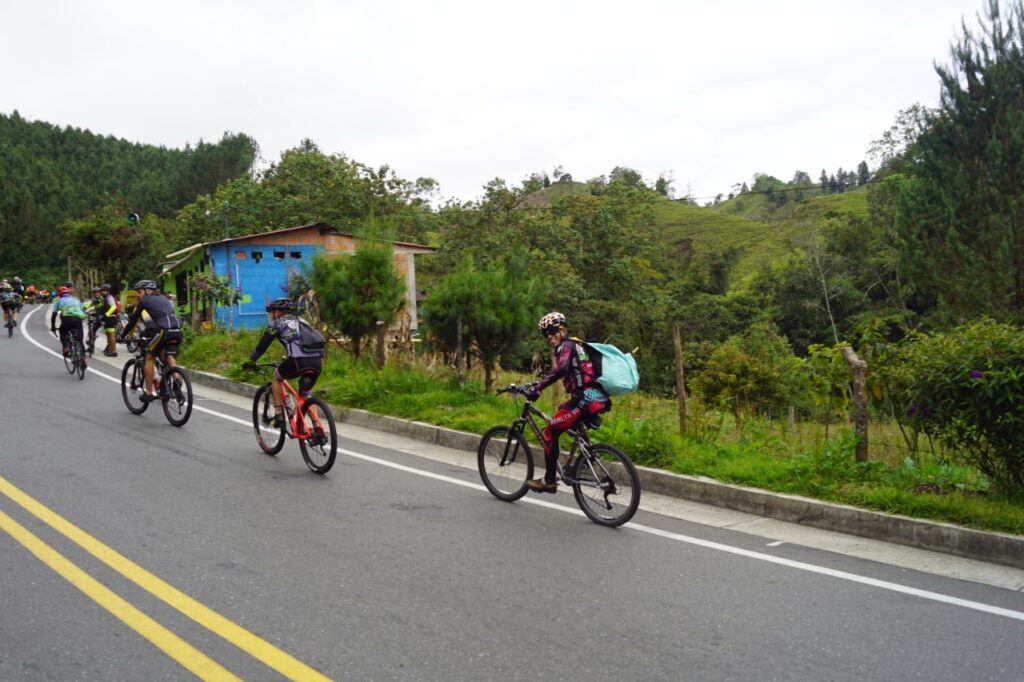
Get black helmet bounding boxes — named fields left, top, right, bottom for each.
left=133, top=279, right=157, bottom=290
left=265, top=298, right=295, bottom=313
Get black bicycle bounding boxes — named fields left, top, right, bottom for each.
left=4, top=315, right=13, bottom=338
left=55, top=330, right=86, bottom=380
left=120, top=343, right=193, bottom=426
left=116, top=312, right=142, bottom=353
left=85, top=311, right=101, bottom=355
left=478, top=383, right=641, bottom=527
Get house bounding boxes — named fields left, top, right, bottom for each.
left=159, top=223, right=436, bottom=330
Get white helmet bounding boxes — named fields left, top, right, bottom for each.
left=538, top=311, right=567, bottom=335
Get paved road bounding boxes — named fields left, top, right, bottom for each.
left=2, top=305, right=1023, bottom=681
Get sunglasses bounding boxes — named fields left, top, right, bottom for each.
left=540, top=326, right=562, bottom=338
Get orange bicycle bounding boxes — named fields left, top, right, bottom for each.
left=251, top=363, right=337, bottom=474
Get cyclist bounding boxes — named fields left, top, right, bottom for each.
left=242, top=298, right=324, bottom=428
left=10, top=277, right=24, bottom=298
left=525, top=311, right=610, bottom=494
left=49, top=286, right=87, bottom=367
left=97, top=283, right=120, bottom=356
left=0, top=284, right=21, bottom=328
left=118, top=279, right=183, bottom=402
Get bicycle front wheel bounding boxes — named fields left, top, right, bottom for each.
left=161, top=367, right=193, bottom=427
left=298, top=397, right=337, bottom=474
left=121, top=358, right=148, bottom=414
left=252, top=384, right=284, bottom=455
left=571, top=443, right=640, bottom=527
left=477, top=426, right=533, bottom=501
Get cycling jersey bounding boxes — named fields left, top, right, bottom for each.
left=51, top=295, right=86, bottom=319
left=249, top=315, right=324, bottom=361
left=0, top=291, right=21, bottom=311
left=122, top=293, right=180, bottom=336
left=535, top=337, right=607, bottom=403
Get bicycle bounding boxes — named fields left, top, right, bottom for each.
left=53, top=329, right=86, bottom=380
left=4, top=315, right=14, bottom=338
left=250, top=363, right=337, bottom=475
left=120, top=342, right=193, bottom=426
left=478, top=383, right=641, bottom=527
left=85, top=311, right=101, bottom=355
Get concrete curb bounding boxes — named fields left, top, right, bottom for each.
left=188, top=369, right=1024, bottom=570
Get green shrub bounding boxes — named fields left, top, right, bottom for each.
left=883, top=319, right=1024, bottom=496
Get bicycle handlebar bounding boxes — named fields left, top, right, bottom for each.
left=496, top=382, right=538, bottom=396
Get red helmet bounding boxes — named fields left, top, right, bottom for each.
left=57, top=286, right=70, bottom=296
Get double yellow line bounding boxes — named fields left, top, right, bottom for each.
left=0, top=475, right=330, bottom=681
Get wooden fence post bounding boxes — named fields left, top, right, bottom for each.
left=375, top=320, right=386, bottom=369
left=840, top=346, right=869, bottom=462
left=455, top=317, right=466, bottom=386
left=672, top=324, right=687, bottom=434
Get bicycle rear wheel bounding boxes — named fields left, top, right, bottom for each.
left=75, top=341, right=86, bottom=380
left=298, top=397, right=337, bottom=474
left=161, top=367, right=193, bottom=427
left=252, top=384, right=285, bottom=455
left=63, top=341, right=75, bottom=374
left=120, top=358, right=148, bottom=414
left=571, top=443, right=640, bottom=527
left=6, top=319, right=12, bottom=337
left=477, top=426, right=533, bottom=501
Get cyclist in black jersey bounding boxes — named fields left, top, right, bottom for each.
left=119, top=279, right=183, bottom=402
left=242, top=298, right=324, bottom=428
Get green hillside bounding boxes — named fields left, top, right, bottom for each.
left=653, top=190, right=870, bottom=290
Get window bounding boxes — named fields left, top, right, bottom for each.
left=252, top=251, right=263, bottom=263
left=291, top=251, right=302, bottom=259
left=274, top=251, right=285, bottom=261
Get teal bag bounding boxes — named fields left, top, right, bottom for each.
left=584, top=342, right=639, bottom=397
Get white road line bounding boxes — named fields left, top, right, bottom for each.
left=20, top=308, right=1024, bottom=623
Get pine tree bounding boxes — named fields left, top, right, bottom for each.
left=895, top=0, right=1024, bottom=321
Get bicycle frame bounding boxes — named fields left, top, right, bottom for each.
left=255, top=365, right=325, bottom=442
left=507, top=395, right=594, bottom=485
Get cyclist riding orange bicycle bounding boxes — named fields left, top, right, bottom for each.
left=118, top=279, right=183, bottom=402
left=525, top=311, right=610, bottom=494
left=242, top=298, right=324, bottom=428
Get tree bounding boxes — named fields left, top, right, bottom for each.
left=63, top=199, right=170, bottom=287
left=894, top=0, right=1024, bottom=323
left=610, top=166, right=645, bottom=188
left=310, top=239, right=406, bottom=357
left=856, top=161, right=871, bottom=186
left=655, top=172, right=674, bottom=197
left=421, top=249, right=543, bottom=391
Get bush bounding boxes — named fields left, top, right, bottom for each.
left=883, top=319, right=1024, bottom=496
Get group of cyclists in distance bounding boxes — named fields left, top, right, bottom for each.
left=40, top=278, right=326, bottom=422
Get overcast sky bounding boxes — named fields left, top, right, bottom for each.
left=0, top=0, right=988, bottom=204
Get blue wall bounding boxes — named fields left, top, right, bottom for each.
left=209, top=242, right=317, bottom=329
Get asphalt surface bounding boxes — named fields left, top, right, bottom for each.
left=2, top=305, right=1024, bottom=681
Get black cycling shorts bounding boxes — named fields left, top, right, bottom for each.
left=275, top=356, right=322, bottom=393
left=144, top=328, right=183, bottom=357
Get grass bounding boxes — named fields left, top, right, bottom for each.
left=179, top=331, right=1024, bottom=535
